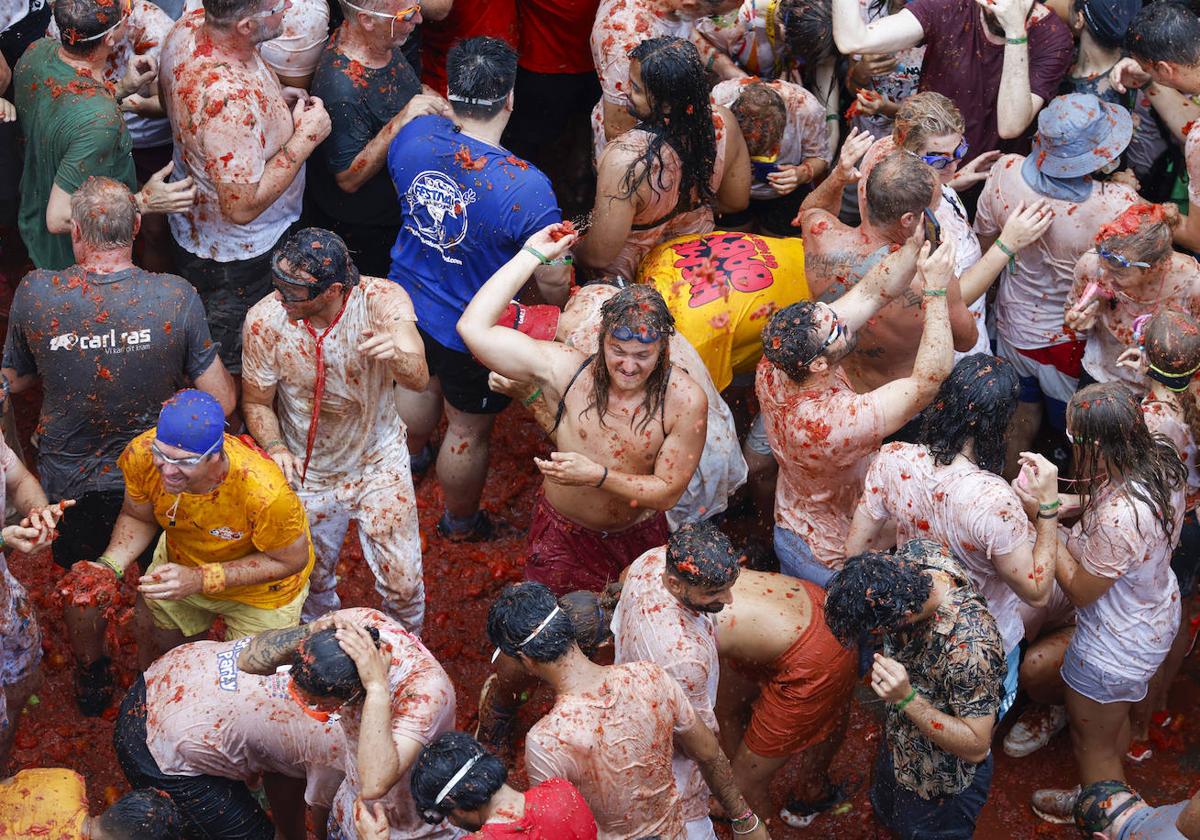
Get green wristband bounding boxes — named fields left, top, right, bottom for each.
left=1039, top=499, right=1061, bottom=511
left=895, top=687, right=918, bottom=710
left=522, top=387, right=543, bottom=407
left=1006, top=35, right=1028, bottom=44
left=995, top=239, right=1017, bottom=271
left=522, top=245, right=550, bottom=265
left=262, top=438, right=284, bottom=451
left=98, top=554, right=125, bottom=581
left=923, top=288, right=948, bottom=297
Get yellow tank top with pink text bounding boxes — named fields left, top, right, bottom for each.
left=118, top=432, right=314, bottom=609
left=0, top=769, right=87, bottom=839
left=639, top=231, right=809, bottom=391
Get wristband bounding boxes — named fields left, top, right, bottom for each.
left=732, top=815, right=761, bottom=836
left=522, top=387, right=543, bottom=407
left=923, top=288, right=948, bottom=297
left=995, top=239, right=1017, bottom=272
left=263, top=438, right=285, bottom=451
left=0, top=529, right=6, bottom=552
left=825, top=113, right=839, bottom=121
left=1037, top=509, right=1060, bottom=519
left=98, top=554, right=124, bottom=581
left=595, top=466, right=608, bottom=488
left=1039, top=499, right=1061, bottom=511
left=1006, top=35, right=1028, bottom=44
left=201, top=563, right=227, bottom=595
left=523, top=245, right=551, bottom=264
left=732, top=809, right=754, bottom=825
left=895, top=687, right=918, bottom=710
left=706, top=53, right=717, bottom=72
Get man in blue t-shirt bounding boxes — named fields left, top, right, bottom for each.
left=387, top=36, right=569, bottom=541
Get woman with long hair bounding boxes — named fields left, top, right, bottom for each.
left=1022, top=382, right=1186, bottom=823
left=1067, top=202, right=1200, bottom=388
left=1115, top=309, right=1200, bottom=760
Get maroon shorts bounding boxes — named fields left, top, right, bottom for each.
left=525, top=494, right=668, bottom=595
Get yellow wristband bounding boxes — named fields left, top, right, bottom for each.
left=201, top=563, right=227, bottom=595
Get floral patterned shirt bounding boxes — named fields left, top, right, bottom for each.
left=883, top=541, right=1006, bottom=800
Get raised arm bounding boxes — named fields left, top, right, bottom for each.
left=457, top=224, right=581, bottom=385
left=958, top=200, right=1052, bottom=306
left=1001, top=451, right=1061, bottom=608
left=798, top=127, right=874, bottom=220
left=236, top=617, right=331, bottom=675
left=832, top=0, right=925, bottom=55
left=987, top=0, right=1045, bottom=139
left=869, top=238, right=956, bottom=434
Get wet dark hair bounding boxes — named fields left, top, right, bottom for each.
left=410, top=732, right=507, bottom=819
left=865, top=151, right=937, bottom=226
left=1125, top=1, right=1200, bottom=66
left=291, top=626, right=382, bottom=700
left=487, top=582, right=576, bottom=663
left=95, top=789, right=183, bottom=840
left=761, top=301, right=824, bottom=382
left=824, top=543, right=936, bottom=646
left=587, top=285, right=676, bottom=435
left=779, top=0, right=836, bottom=92
left=730, top=83, right=787, bottom=158
left=447, top=37, right=518, bottom=119
left=275, top=227, right=361, bottom=292
left=559, top=590, right=614, bottom=657
left=915, top=354, right=1019, bottom=475
left=619, top=37, right=717, bottom=212
left=1067, top=383, right=1187, bottom=538
left=55, top=0, right=118, bottom=53
left=1143, top=310, right=1200, bottom=444
left=666, top=521, right=741, bottom=588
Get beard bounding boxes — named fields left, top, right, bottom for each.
left=251, top=17, right=284, bottom=44
left=683, top=597, right=727, bottom=614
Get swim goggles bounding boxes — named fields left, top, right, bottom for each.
left=151, top=437, right=222, bottom=466
left=609, top=324, right=661, bottom=344
left=341, top=0, right=421, bottom=38
left=1096, top=246, right=1151, bottom=270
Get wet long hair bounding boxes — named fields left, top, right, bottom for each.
left=585, top=285, right=676, bottom=435
left=1143, top=309, right=1200, bottom=448
left=779, top=0, right=836, bottom=92
left=1067, top=383, right=1186, bottom=538
left=915, top=354, right=1020, bottom=475
left=824, top=545, right=935, bottom=647
left=619, top=37, right=717, bottom=211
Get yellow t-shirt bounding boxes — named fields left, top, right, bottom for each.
left=640, top=231, right=809, bottom=391
left=0, top=769, right=87, bottom=839
left=118, top=431, right=314, bottom=609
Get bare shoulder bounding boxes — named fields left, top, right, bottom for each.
left=665, top=365, right=708, bottom=421
left=800, top=209, right=849, bottom=244
left=542, top=342, right=591, bottom=390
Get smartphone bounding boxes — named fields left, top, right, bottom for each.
left=922, top=208, right=941, bottom=249
left=751, top=159, right=781, bottom=181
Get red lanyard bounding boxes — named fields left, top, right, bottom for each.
left=300, top=296, right=350, bottom=483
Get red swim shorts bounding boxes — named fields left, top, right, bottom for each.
left=743, top=582, right=856, bottom=758
left=524, top=494, right=668, bottom=595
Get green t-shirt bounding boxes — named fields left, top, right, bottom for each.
left=14, top=38, right=137, bottom=270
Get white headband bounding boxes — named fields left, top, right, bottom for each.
left=448, top=93, right=508, bottom=106
left=433, top=753, right=483, bottom=806
left=490, top=605, right=561, bottom=664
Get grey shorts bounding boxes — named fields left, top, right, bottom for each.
left=1060, top=642, right=1149, bottom=704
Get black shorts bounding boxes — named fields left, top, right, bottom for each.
left=419, top=327, right=512, bottom=415
left=717, top=188, right=808, bottom=237
left=503, top=68, right=601, bottom=161
left=170, top=232, right=292, bottom=375
left=114, top=675, right=275, bottom=840
left=51, top=490, right=157, bottom=572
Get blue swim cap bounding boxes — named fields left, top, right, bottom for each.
left=156, top=390, right=225, bottom=455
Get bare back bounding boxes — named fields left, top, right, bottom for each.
left=715, top=569, right=815, bottom=666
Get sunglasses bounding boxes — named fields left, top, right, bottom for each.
left=919, top=139, right=968, bottom=170
left=1096, top=246, right=1151, bottom=270
left=251, top=0, right=289, bottom=17
left=800, top=305, right=846, bottom=367
left=271, top=255, right=322, bottom=302
left=342, top=0, right=422, bottom=37
left=609, top=324, right=661, bottom=344
left=151, top=437, right=222, bottom=467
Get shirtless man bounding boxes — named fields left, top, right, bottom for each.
left=610, top=522, right=740, bottom=839
left=242, top=228, right=431, bottom=632
left=490, top=284, right=747, bottom=529
left=714, top=569, right=856, bottom=830
left=159, top=0, right=332, bottom=375
left=756, top=226, right=956, bottom=581
left=799, top=128, right=977, bottom=392
left=575, top=36, right=751, bottom=283
left=113, top=635, right=348, bottom=840
left=238, top=607, right=458, bottom=840
left=458, top=225, right=708, bottom=595
left=487, top=581, right=769, bottom=840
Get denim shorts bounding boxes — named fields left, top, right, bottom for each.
left=870, top=746, right=993, bottom=839
left=1060, top=643, right=1148, bottom=704
left=773, top=526, right=835, bottom=588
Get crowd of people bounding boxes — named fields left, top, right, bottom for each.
left=0, top=0, right=1198, bottom=835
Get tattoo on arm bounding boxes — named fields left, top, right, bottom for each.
left=698, top=751, right=750, bottom=820
left=237, top=624, right=316, bottom=674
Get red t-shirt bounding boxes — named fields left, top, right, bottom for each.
left=515, top=0, right=600, bottom=74
left=906, top=0, right=1072, bottom=162
left=477, top=779, right=598, bottom=839
left=419, top=0, right=519, bottom=94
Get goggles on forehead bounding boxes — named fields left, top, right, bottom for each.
left=919, top=139, right=968, bottom=170
left=151, top=437, right=222, bottom=466
left=271, top=252, right=326, bottom=302
left=342, top=0, right=421, bottom=37
left=1096, top=246, right=1151, bottom=270
left=68, top=0, right=133, bottom=44
left=609, top=324, right=661, bottom=344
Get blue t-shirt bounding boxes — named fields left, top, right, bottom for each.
left=1116, top=801, right=1188, bottom=840
left=387, top=114, right=561, bottom=352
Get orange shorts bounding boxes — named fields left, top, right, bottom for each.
left=742, top=582, right=856, bottom=758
